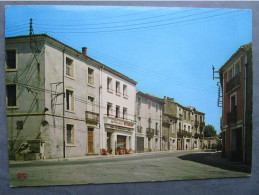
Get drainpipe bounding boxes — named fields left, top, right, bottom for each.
left=243, top=54, right=247, bottom=162
left=99, top=66, right=104, bottom=152
left=62, top=48, right=65, bottom=159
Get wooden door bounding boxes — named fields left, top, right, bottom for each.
left=177, top=139, right=181, bottom=150
left=88, top=129, right=94, bottom=153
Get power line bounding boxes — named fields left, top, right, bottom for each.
left=34, top=10, right=242, bottom=34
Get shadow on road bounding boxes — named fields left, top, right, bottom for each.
left=178, top=152, right=251, bottom=174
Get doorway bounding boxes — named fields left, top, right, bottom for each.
left=88, top=127, right=94, bottom=154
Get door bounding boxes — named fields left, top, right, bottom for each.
left=137, top=137, right=144, bottom=153
left=88, top=128, right=94, bottom=153
left=177, top=139, right=181, bottom=150
left=148, top=138, right=151, bottom=152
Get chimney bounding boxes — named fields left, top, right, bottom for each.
left=82, top=47, right=87, bottom=56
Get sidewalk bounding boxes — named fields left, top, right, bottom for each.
left=9, top=149, right=201, bottom=164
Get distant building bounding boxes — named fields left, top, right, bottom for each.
left=135, top=91, right=162, bottom=152
left=219, top=43, right=252, bottom=163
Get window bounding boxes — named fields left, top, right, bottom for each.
left=188, top=112, right=191, bottom=120
left=227, top=67, right=233, bottom=81
left=123, top=107, right=127, bottom=119
left=66, top=57, right=74, bottom=77
left=66, top=124, right=74, bottom=144
left=6, top=50, right=17, bottom=70
left=88, top=96, right=94, bottom=112
left=123, top=84, right=128, bottom=97
left=155, top=122, right=158, bottom=130
left=6, top=84, right=17, bottom=107
left=88, top=68, right=94, bottom=85
left=66, top=89, right=74, bottom=111
left=184, top=125, right=186, bottom=131
left=179, top=122, right=181, bottom=130
left=156, top=105, right=158, bottom=112
left=230, top=94, right=237, bottom=112
left=184, top=111, right=186, bottom=120
left=115, top=81, right=120, bottom=94
left=235, top=61, right=240, bottom=75
left=116, top=106, right=120, bottom=118
left=200, top=116, right=203, bottom=122
left=148, top=101, right=151, bottom=109
left=138, top=97, right=141, bottom=105
left=195, top=115, right=197, bottom=121
left=107, top=103, right=112, bottom=116
left=188, top=126, right=190, bottom=132
left=107, top=77, right=112, bottom=91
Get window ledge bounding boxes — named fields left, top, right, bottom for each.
left=107, top=89, right=114, bottom=94
left=65, top=110, right=75, bottom=114
left=66, top=144, right=76, bottom=147
left=88, top=83, right=95, bottom=88
left=7, top=106, right=19, bottom=109
left=116, top=93, right=121, bottom=97
left=65, top=75, right=75, bottom=80
left=6, top=69, right=18, bottom=72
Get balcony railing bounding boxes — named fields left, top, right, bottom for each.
left=187, top=132, right=192, bottom=138
left=200, top=121, right=205, bottom=127
left=226, top=72, right=240, bottom=93
left=178, top=130, right=187, bottom=136
left=137, top=126, right=142, bottom=133
left=85, top=111, right=99, bottom=124
left=146, top=128, right=155, bottom=137
left=227, top=109, right=237, bottom=124
left=194, top=133, right=203, bottom=139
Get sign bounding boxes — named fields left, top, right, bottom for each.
left=17, top=173, right=27, bottom=181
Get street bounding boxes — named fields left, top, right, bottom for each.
left=9, top=151, right=250, bottom=187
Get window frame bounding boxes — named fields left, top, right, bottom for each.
left=107, top=102, right=112, bottom=116
left=230, top=92, right=237, bottom=112
left=116, top=106, right=120, bottom=118
left=6, top=83, right=18, bottom=108
left=88, top=67, right=95, bottom=86
left=5, top=49, right=18, bottom=71
left=115, top=81, right=121, bottom=95
left=66, top=88, right=75, bottom=112
left=66, top=123, right=75, bottom=145
left=65, top=56, right=75, bottom=78
left=87, top=96, right=95, bottom=112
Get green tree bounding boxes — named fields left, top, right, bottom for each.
left=204, top=125, right=217, bottom=137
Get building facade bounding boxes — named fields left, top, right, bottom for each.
left=5, top=34, right=137, bottom=160
left=219, top=43, right=252, bottom=163
left=135, top=91, right=162, bottom=152
left=99, top=66, right=137, bottom=155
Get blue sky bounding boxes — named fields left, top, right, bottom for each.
left=5, top=6, right=252, bottom=133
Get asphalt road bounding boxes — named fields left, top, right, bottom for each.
left=9, top=151, right=250, bottom=187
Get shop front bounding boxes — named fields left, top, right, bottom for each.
left=104, top=116, right=135, bottom=155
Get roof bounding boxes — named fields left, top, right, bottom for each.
left=136, top=91, right=163, bottom=104
left=5, top=34, right=137, bottom=85
left=219, top=42, right=252, bottom=73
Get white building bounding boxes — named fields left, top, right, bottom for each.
left=135, top=91, right=162, bottom=152
left=99, top=67, right=137, bottom=155
left=5, top=34, right=137, bottom=160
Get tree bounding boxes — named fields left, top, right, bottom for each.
left=204, top=125, right=217, bottom=137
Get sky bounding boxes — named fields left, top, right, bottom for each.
left=5, top=6, right=252, bottom=133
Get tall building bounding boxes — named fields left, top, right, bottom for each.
left=218, top=43, right=252, bottom=163
left=5, top=34, right=137, bottom=160
left=135, top=91, right=162, bottom=152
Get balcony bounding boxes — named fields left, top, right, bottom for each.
left=227, top=109, right=237, bottom=124
left=85, top=111, right=99, bottom=124
left=187, top=132, right=192, bottom=138
left=137, top=126, right=142, bottom=133
left=226, top=72, right=240, bottom=93
left=146, top=128, right=155, bottom=138
left=200, top=121, right=205, bottom=127
left=177, top=130, right=187, bottom=137
left=195, top=120, right=199, bottom=127
left=194, top=133, right=203, bottom=139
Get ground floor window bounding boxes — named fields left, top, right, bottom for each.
left=66, top=124, right=74, bottom=144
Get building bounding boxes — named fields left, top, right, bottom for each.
left=218, top=43, right=252, bottom=163
left=161, top=97, right=178, bottom=151
left=5, top=34, right=137, bottom=160
left=135, top=91, right=162, bottom=152
left=100, top=64, right=137, bottom=155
